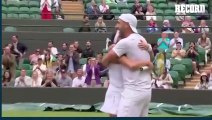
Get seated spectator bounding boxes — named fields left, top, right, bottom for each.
left=33, top=58, right=47, bottom=79
left=59, top=43, right=68, bottom=56
left=43, top=53, right=53, bottom=68
left=197, top=20, right=209, bottom=33
left=14, top=69, right=32, bottom=87
left=196, top=10, right=209, bottom=20
left=99, top=0, right=109, bottom=14
left=79, top=15, right=91, bottom=32
left=151, top=44, right=159, bottom=57
left=161, top=20, right=174, bottom=33
left=41, top=70, right=58, bottom=87
left=47, top=41, right=58, bottom=56
left=186, top=42, right=200, bottom=75
left=131, top=0, right=145, bottom=20
left=99, top=0, right=114, bottom=20
left=56, top=69, right=72, bottom=87
left=195, top=72, right=210, bottom=90
left=157, top=32, right=170, bottom=51
left=40, top=0, right=53, bottom=19
left=158, top=68, right=173, bottom=89
left=197, top=33, right=211, bottom=64
left=2, top=70, right=12, bottom=87
left=152, top=68, right=173, bottom=89
left=74, top=41, right=83, bottom=57
left=31, top=71, right=42, bottom=87
left=85, top=58, right=101, bottom=87
left=2, top=46, right=16, bottom=78
left=29, top=49, right=41, bottom=65
left=72, top=69, right=87, bottom=88
left=146, top=18, right=158, bottom=33
left=169, top=32, right=184, bottom=49
left=86, top=0, right=101, bottom=20
left=65, top=44, right=80, bottom=79
left=95, top=16, right=107, bottom=33
left=181, top=16, right=196, bottom=33
left=208, top=65, right=212, bottom=87
left=175, top=12, right=186, bottom=21
left=82, top=41, right=95, bottom=58
left=145, top=5, right=157, bottom=21
left=172, top=42, right=186, bottom=60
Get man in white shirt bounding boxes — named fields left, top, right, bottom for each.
left=102, top=14, right=152, bottom=117
left=14, top=69, right=32, bottom=87
left=48, top=41, right=58, bottom=56
left=169, top=32, right=184, bottom=49
left=33, top=58, right=47, bottom=79
left=72, top=69, right=87, bottom=88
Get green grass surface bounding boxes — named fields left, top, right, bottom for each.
left=2, top=111, right=195, bottom=117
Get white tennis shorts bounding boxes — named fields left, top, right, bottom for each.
left=100, top=84, right=123, bottom=115
left=117, top=88, right=152, bottom=117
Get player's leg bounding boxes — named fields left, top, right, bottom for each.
left=100, top=85, right=121, bottom=116
left=117, top=89, right=151, bottom=117
left=139, top=90, right=152, bottom=117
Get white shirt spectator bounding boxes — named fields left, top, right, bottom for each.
left=198, top=25, right=209, bottom=33
left=31, top=77, right=43, bottom=87
left=33, top=64, right=47, bottom=79
left=99, top=4, right=109, bottom=13
left=14, top=76, right=32, bottom=87
left=40, top=0, right=52, bottom=11
left=72, top=76, right=87, bottom=88
left=146, top=12, right=157, bottom=21
left=170, top=37, right=184, bottom=48
left=50, top=47, right=58, bottom=56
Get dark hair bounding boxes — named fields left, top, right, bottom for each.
left=3, top=70, right=12, bottom=82
left=200, top=74, right=209, bottom=84
left=48, top=41, right=53, bottom=44
left=83, top=15, right=88, bottom=19
left=62, top=43, right=68, bottom=46
left=176, top=42, right=181, bottom=45
left=13, top=35, right=18, bottom=39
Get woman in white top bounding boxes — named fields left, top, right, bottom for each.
left=31, top=71, right=42, bottom=87
left=152, top=68, right=173, bottom=89
left=198, top=20, right=209, bottom=33
left=145, top=5, right=157, bottom=21
left=197, top=33, right=211, bottom=64
left=208, top=65, right=212, bottom=88
left=195, top=72, right=210, bottom=90
left=99, top=0, right=110, bottom=14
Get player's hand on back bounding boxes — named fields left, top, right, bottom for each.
left=138, top=40, right=148, bottom=50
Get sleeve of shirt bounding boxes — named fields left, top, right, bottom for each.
left=112, top=39, right=128, bottom=57
left=72, top=79, right=77, bottom=87
left=14, top=78, right=19, bottom=87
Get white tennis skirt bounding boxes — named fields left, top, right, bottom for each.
left=100, top=84, right=123, bottom=115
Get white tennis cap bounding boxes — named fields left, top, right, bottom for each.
left=119, top=14, right=138, bottom=33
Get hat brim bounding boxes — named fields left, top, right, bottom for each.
left=130, top=25, right=138, bottom=33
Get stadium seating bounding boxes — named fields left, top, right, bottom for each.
left=2, top=0, right=41, bottom=19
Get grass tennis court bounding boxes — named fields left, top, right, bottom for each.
left=2, top=111, right=194, bottom=117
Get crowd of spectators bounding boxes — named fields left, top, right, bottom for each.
left=2, top=30, right=211, bottom=89
left=2, top=0, right=212, bottom=90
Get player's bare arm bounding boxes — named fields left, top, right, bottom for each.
left=102, top=49, right=119, bottom=67
left=118, top=56, right=153, bottom=70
